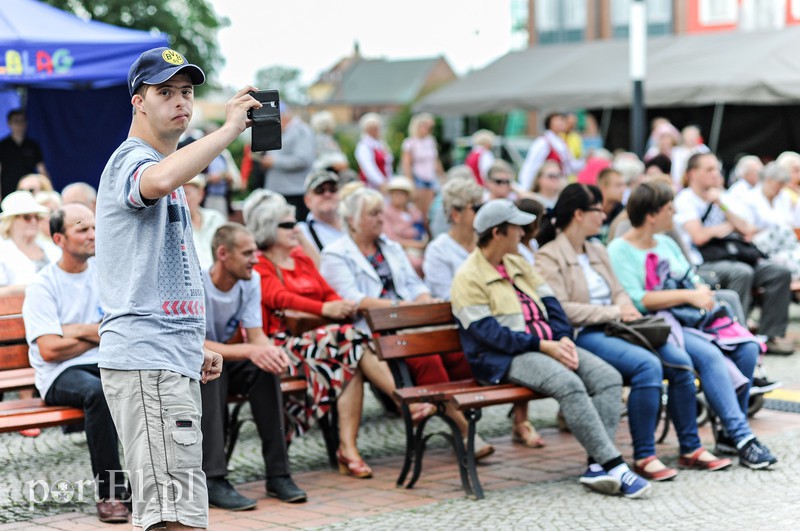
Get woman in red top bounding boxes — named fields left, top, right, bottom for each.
left=245, top=190, right=433, bottom=479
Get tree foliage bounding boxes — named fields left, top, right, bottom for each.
left=41, top=0, right=228, bottom=87
left=254, top=65, right=306, bottom=105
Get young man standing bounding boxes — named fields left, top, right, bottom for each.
left=96, top=47, right=259, bottom=530
left=201, top=223, right=306, bottom=509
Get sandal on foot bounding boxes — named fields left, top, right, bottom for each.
left=633, top=455, right=678, bottom=482
left=512, top=420, right=545, bottom=448
left=678, top=448, right=732, bottom=471
left=336, top=449, right=373, bottom=479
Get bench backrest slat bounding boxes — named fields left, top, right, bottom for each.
left=0, top=344, right=31, bottom=371
left=366, top=302, right=455, bottom=333
left=0, top=295, right=24, bottom=317
left=375, top=327, right=462, bottom=360
left=0, top=316, right=26, bottom=344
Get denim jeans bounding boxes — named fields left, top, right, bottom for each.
left=46, top=364, right=126, bottom=500
left=576, top=330, right=701, bottom=459
left=681, top=332, right=759, bottom=444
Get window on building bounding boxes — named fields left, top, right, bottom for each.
left=699, top=0, right=738, bottom=25
left=612, top=0, right=673, bottom=37
left=739, top=0, right=785, bottom=31
left=535, top=0, right=586, bottom=43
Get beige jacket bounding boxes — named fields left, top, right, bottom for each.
left=534, top=232, right=633, bottom=327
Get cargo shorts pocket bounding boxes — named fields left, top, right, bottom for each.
left=168, top=420, right=202, bottom=470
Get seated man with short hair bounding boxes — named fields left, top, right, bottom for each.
left=200, top=222, right=307, bottom=510
left=22, top=204, right=129, bottom=523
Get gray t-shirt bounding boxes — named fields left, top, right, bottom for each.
left=202, top=268, right=262, bottom=343
left=96, top=137, right=205, bottom=379
left=22, top=259, right=103, bottom=398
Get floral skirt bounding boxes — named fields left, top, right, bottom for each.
left=273, top=323, right=371, bottom=440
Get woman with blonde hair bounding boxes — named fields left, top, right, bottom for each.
left=321, top=187, right=497, bottom=459
left=245, top=189, right=434, bottom=479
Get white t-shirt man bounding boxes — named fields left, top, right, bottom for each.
left=201, top=268, right=262, bottom=343
left=22, top=258, right=103, bottom=398
left=673, top=187, right=728, bottom=265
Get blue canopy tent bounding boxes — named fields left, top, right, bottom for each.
left=0, top=0, right=168, bottom=191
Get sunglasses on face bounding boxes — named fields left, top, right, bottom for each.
left=456, top=203, right=483, bottom=213
left=277, top=221, right=297, bottom=230
left=313, top=183, right=338, bottom=195
left=490, top=178, right=511, bottom=186
left=18, top=213, right=40, bottom=222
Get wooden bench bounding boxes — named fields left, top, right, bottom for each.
left=365, top=302, right=546, bottom=500
left=0, top=295, right=339, bottom=468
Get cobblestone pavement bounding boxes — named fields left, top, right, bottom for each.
left=2, top=306, right=800, bottom=529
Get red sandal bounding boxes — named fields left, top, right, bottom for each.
left=678, top=448, right=732, bottom=471
left=633, top=455, right=678, bottom=481
left=336, top=448, right=373, bottom=479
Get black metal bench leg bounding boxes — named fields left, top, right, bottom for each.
left=428, top=409, right=474, bottom=498
left=396, top=403, right=415, bottom=487
left=318, top=402, right=340, bottom=469
left=225, top=401, right=246, bottom=463
left=463, top=409, right=484, bottom=500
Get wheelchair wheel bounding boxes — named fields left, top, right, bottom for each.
left=748, top=393, right=765, bottom=418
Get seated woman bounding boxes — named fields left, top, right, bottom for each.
left=382, top=176, right=428, bottom=274
left=607, top=181, right=778, bottom=469
left=244, top=190, right=434, bottom=480
left=320, top=187, right=496, bottom=458
left=536, top=183, right=731, bottom=481
left=0, top=191, right=61, bottom=296
left=451, top=199, right=651, bottom=498
left=423, top=178, right=545, bottom=448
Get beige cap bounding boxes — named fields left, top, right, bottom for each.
left=386, top=176, right=414, bottom=193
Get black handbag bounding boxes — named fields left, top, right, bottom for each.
left=697, top=204, right=765, bottom=266
left=604, top=316, right=671, bottom=353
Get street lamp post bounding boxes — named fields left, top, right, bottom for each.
left=630, top=0, right=646, bottom=158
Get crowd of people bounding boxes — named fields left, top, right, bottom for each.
left=0, top=47, right=795, bottom=527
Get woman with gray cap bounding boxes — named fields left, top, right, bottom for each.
left=450, top=198, right=651, bottom=499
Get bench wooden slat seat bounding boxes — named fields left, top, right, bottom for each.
left=393, top=380, right=522, bottom=404
left=366, top=302, right=548, bottom=500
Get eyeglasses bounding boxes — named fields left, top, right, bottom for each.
left=277, top=221, right=297, bottom=230
left=583, top=207, right=605, bottom=214
left=18, top=214, right=40, bottom=222
left=455, top=203, right=483, bottom=213
left=542, top=173, right=562, bottom=179
left=490, top=178, right=511, bottom=186
left=313, top=183, right=338, bottom=195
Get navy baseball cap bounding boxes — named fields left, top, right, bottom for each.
left=128, top=47, right=206, bottom=97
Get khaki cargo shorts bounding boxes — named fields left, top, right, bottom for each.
left=101, top=369, right=208, bottom=530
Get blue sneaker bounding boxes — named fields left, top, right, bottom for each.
left=739, top=438, right=778, bottom=469
left=619, top=470, right=651, bottom=499
left=579, top=468, right=620, bottom=495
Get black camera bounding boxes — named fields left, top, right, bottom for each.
left=248, top=90, right=282, bottom=152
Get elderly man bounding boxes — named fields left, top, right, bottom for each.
left=61, top=182, right=98, bottom=212
left=297, top=169, right=345, bottom=254
left=673, top=152, right=793, bottom=355
left=450, top=198, right=650, bottom=498
left=200, top=223, right=306, bottom=509
left=22, top=204, right=128, bottom=523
